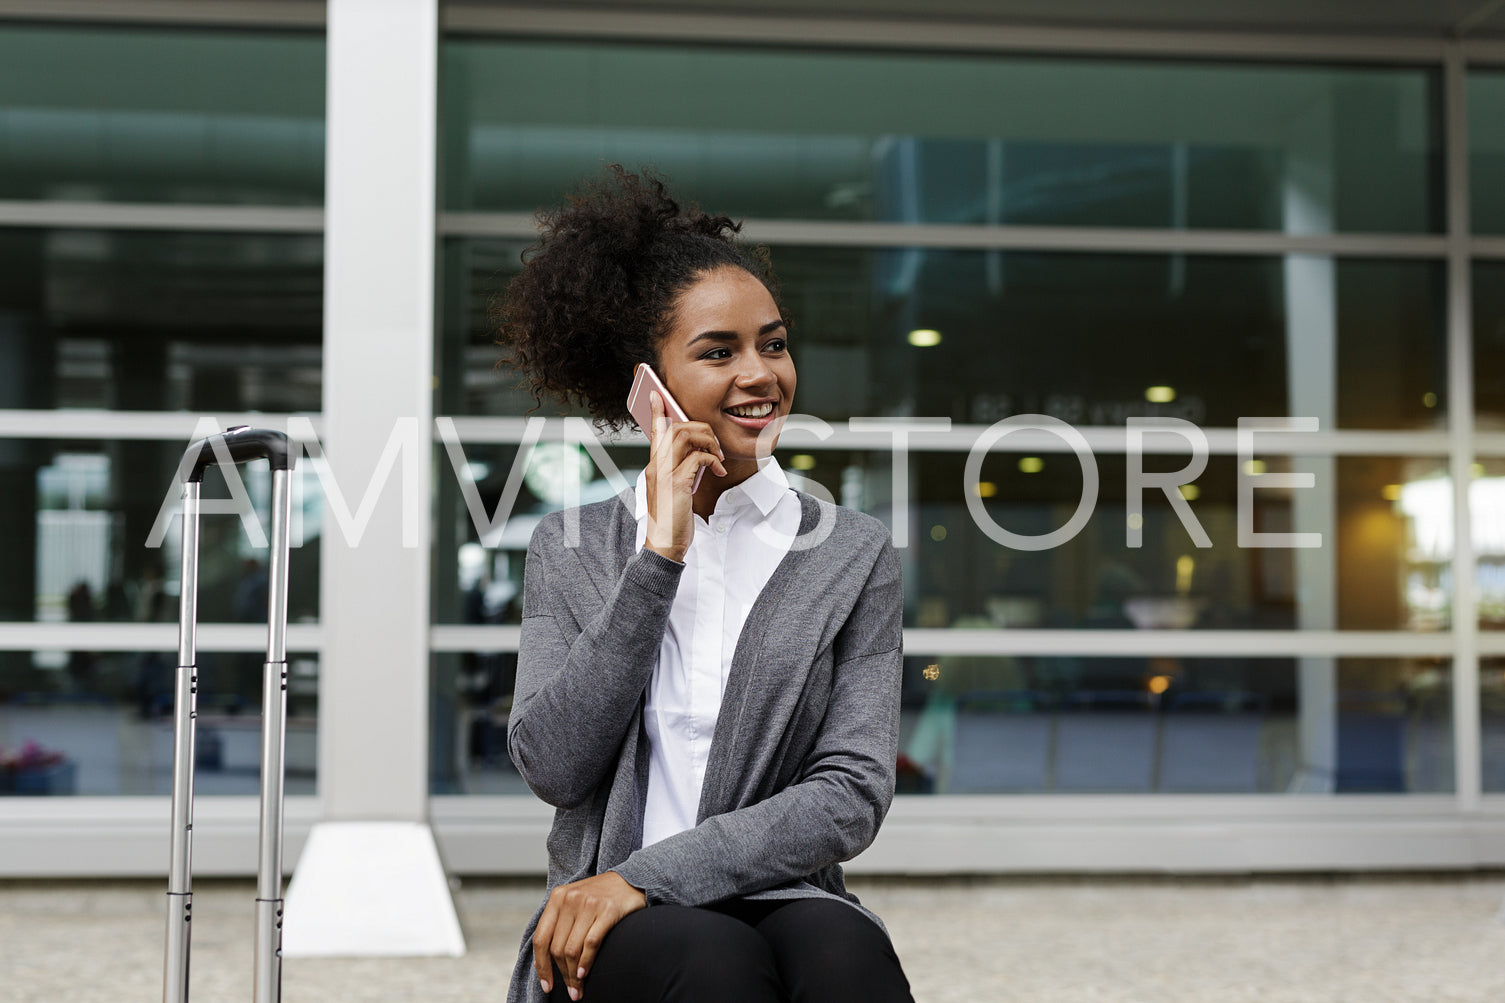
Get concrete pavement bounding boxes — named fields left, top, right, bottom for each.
left=5, top=874, right=1505, bottom=1002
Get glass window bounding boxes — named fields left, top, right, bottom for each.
left=894, top=452, right=1446, bottom=634
left=898, top=655, right=1449, bottom=794
left=1469, top=70, right=1505, bottom=235
left=432, top=439, right=1446, bottom=634
left=0, top=439, right=321, bottom=624
left=0, top=24, right=324, bottom=206
left=1485, top=656, right=1505, bottom=791
left=433, top=440, right=647, bottom=625
left=430, top=650, right=1451, bottom=795
left=432, top=650, right=522, bottom=795
left=1476, top=261, right=1505, bottom=423
left=441, top=240, right=1446, bottom=431
left=0, top=649, right=318, bottom=796
left=0, top=229, right=323, bottom=411
left=1475, top=457, right=1505, bottom=630
left=443, top=39, right=1440, bottom=233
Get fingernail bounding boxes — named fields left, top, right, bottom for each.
left=540, top=978, right=551, bottom=993
left=568, top=988, right=581, bottom=1001
left=577, top=967, right=586, bottom=980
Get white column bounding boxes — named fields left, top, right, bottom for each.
left=283, top=0, right=463, bottom=958
left=1443, top=47, right=1481, bottom=813
left=1282, top=93, right=1339, bottom=793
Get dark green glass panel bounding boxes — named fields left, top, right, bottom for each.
left=1476, top=261, right=1505, bottom=423
left=444, top=39, right=1440, bottom=233
left=0, top=228, right=322, bottom=411
left=0, top=24, right=324, bottom=205
left=1469, top=71, right=1505, bottom=235
left=441, top=239, right=1445, bottom=430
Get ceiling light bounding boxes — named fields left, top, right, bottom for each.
left=1018, top=457, right=1044, bottom=474
left=907, top=329, right=942, bottom=347
left=1145, top=386, right=1176, bottom=404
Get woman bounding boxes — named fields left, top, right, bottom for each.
left=499, top=167, right=913, bottom=1003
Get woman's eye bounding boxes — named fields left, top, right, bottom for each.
left=764, top=339, right=787, bottom=353
left=702, top=348, right=732, bottom=360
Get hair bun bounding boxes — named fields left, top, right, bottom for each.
left=495, top=165, right=778, bottom=431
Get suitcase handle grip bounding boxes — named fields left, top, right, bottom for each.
left=182, top=426, right=295, bottom=483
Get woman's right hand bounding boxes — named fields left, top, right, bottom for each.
left=643, top=390, right=725, bottom=563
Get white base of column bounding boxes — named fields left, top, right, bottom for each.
left=282, top=821, right=465, bottom=957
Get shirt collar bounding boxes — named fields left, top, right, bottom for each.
left=633, top=455, right=790, bottom=522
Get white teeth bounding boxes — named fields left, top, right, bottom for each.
left=727, top=402, right=774, bottom=418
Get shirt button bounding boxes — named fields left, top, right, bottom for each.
left=716, top=522, right=729, bottom=534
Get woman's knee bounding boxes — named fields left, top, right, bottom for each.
left=752, top=900, right=913, bottom=1003
left=582, top=904, right=783, bottom=1003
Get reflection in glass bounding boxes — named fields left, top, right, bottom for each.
left=432, top=649, right=1453, bottom=796
left=1337, top=456, right=1452, bottom=631
left=1474, top=459, right=1505, bottom=630
left=444, top=40, right=1439, bottom=233
left=896, top=453, right=1446, bottom=634
left=432, top=651, right=521, bottom=795
left=0, top=229, right=323, bottom=411
left=442, top=240, right=1446, bottom=430
left=1484, top=657, right=1505, bottom=791
left=0, top=440, right=321, bottom=624
left=0, top=650, right=318, bottom=796
left=437, top=238, right=544, bottom=419
left=897, top=655, right=1449, bottom=794
left=433, top=440, right=644, bottom=626
left=432, top=439, right=1446, bottom=634
left=0, top=24, right=324, bottom=205
left=1470, top=71, right=1505, bottom=235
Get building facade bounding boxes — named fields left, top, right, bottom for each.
left=3, top=0, right=1505, bottom=876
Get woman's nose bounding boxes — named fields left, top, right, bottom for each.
left=735, top=355, right=775, bottom=389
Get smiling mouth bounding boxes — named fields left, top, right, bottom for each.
left=725, top=402, right=776, bottom=418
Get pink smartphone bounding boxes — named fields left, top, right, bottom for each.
left=626, top=362, right=705, bottom=492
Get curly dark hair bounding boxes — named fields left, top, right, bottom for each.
left=495, top=165, right=780, bottom=431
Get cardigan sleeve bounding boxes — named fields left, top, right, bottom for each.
left=506, top=514, right=684, bottom=809
left=610, top=536, right=903, bottom=905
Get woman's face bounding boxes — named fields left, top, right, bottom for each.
left=656, top=266, right=796, bottom=465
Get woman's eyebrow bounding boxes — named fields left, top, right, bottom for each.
left=686, top=320, right=786, bottom=346
left=686, top=330, right=738, bottom=347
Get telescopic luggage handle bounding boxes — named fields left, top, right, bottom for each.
left=165, top=426, right=296, bottom=1003
left=182, top=425, right=295, bottom=483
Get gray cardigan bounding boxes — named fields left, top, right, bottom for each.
left=505, top=488, right=903, bottom=1003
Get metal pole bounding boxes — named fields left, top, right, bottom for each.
left=164, top=483, right=201, bottom=1003
left=253, top=469, right=292, bottom=1003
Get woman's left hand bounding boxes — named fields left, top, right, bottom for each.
left=533, top=870, right=647, bottom=1000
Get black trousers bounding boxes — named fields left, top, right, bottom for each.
left=548, top=897, right=914, bottom=1003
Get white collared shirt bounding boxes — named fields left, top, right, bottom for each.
left=633, top=455, right=802, bottom=848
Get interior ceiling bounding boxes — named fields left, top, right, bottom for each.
left=474, top=0, right=1505, bottom=40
